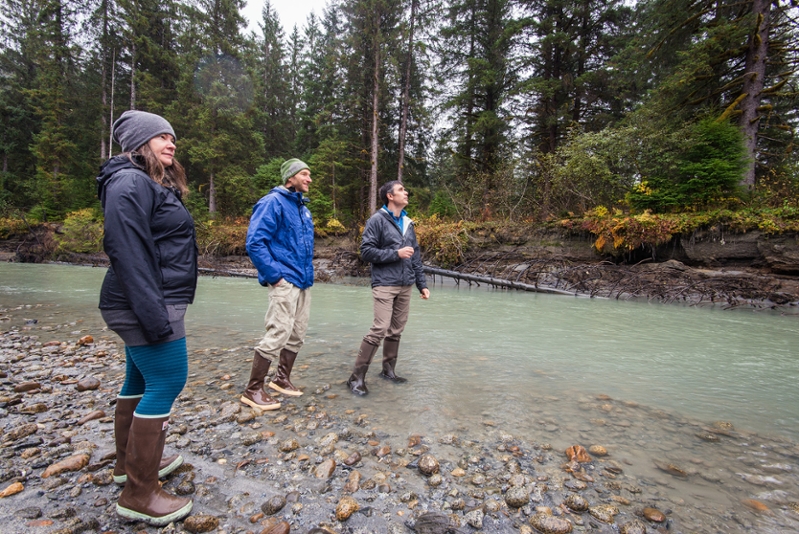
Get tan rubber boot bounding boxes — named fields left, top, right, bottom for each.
left=268, top=348, right=303, bottom=396
left=240, top=351, right=281, bottom=411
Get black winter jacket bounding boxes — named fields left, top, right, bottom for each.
left=97, top=155, right=198, bottom=343
left=360, top=209, right=427, bottom=292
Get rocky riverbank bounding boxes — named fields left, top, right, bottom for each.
left=2, top=304, right=799, bottom=534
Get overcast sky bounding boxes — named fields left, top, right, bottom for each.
left=242, top=0, right=329, bottom=35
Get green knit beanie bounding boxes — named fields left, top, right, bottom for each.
left=281, top=158, right=310, bottom=183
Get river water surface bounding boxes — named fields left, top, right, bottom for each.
left=2, top=262, right=798, bottom=532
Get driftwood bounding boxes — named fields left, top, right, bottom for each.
left=424, top=266, right=577, bottom=296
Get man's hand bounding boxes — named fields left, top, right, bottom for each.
left=420, top=288, right=430, bottom=300
left=397, top=246, right=414, bottom=259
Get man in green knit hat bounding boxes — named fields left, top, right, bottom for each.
left=241, top=158, right=314, bottom=411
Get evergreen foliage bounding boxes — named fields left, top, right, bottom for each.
left=0, top=0, right=796, bottom=226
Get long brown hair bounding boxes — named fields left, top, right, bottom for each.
left=127, top=142, right=188, bottom=196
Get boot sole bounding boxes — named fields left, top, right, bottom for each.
left=240, top=396, right=281, bottom=411
left=116, top=500, right=193, bottom=526
left=113, top=455, right=185, bottom=485
left=268, top=382, right=303, bottom=396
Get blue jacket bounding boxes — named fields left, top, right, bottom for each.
left=246, top=186, right=314, bottom=289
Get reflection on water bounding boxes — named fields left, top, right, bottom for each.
left=2, top=263, right=799, bottom=532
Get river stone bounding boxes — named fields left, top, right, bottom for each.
left=13, top=382, right=41, bottom=393
left=77, top=409, right=105, bottom=425
left=77, top=335, right=94, bottom=346
left=451, top=467, right=466, bottom=477
left=41, top=453, right=90, bottom=478
left=505, top=485, right=529, bottom=508
left=564, top=479, right=587, bottom=491
left=0, top=481, right=24, bottom=498
left=654, top=461, right=688, bottom=478
left=565, top=445, right=591, bottom=463
left=343, top=451, right=361, bottom=466
left=183, top=514, right=219, bottom=533
left=695, top=432, right=720, bottom=442
left=344, top=470, right=361, bottom=493
left=75, top=377, right=100, bottom=391
left=464, top=509, right=484, bottom=528
left=377, top=445, right=391, bottom=457
left=564, top=494, right=589, bottom=512
left=260, top=520, right=291, bottom=534
left=318, top=432, right=338, bottom=447
left=18, top=403, right=48, bottom=414
left=588, top=445, right=607, bottom=456
left=279, top=438, right=300, bottom=452
left=335, top=496, right=359, bottom=521
left=428, top=473, right=443, bottom=487
left=314, top=458, right=336, bottom=479
left=413, top=512, right=456, bottom=534
left=418, top=454, right=440, bottom=476
left=175, top=480, right=196, bottom=495
left=619, top=519, right=648, bottom=534
left=529, top=512, right=573, bottom=534
left=588, top=504, right=619, bottom=523
left=262, top=494, right=287, bottom=515
left=471, top=473, right=485, bottom=486
left=5, top=423, right=38, bottom=442
left=642, top=506, right=666, bottom=522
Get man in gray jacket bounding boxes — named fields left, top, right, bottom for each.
left=347, top=180, right=430, bottom=396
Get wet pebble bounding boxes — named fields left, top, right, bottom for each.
left=588, top=504, right=619, bottom=523
left=464, top=508, right=484, bottom=528
left=619, top=519, right=648, bottom=534
left=0, top=481, right=23, bottom=498
left=314, top=458, right=336, bottom=479
left=183, top=514, right=220, bottom=533
left=41, top=453, right=90, bottom=478
left=418, top=454, right=440, bottom=476
left=262, top=494, right=287, bottom=515
left=529, top=512, right=573, bottom=534
left=642, top=506, right=666, bottom=522
left=335, top=496, right=359, bottom=521
left=564, top=494, right=589, bottom=512
left=505, top=485, right=529, bottom=508
left=279, top=438, right=299, bottom=452
left=75, top=377, right=100, bottom=392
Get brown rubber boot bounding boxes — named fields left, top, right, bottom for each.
left=268, top=348, right=303, bottom=396
left=113, top=397, right=184, bottom=484
left=241, top=351, right=281, bottom=410
left=379, top=337, right=407, bottom=383
left=116, top=416, right=193, bottom=526
left=347, top=340, right=379, bottom=396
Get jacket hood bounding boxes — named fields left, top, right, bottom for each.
left=96, top=155, right=142, bottom=201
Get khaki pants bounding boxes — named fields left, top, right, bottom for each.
left=255, top=281, right=311, bottom=359
left=363, top=285, right=412, bottom=346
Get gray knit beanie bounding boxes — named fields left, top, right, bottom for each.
left=112, top=110, right=176, bottom=153
left=281, top=158, right=310, bottom=183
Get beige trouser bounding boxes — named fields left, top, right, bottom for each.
left=255, top=281, right=311, bottom=360
left=363, top=285, right=413, bottom=346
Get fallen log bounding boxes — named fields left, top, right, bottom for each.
left=423, top=266, right=578, bottom=296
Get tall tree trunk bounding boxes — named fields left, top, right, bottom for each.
left=397, top=0, right=417, bottom=183
left=738, top=0, right=770, bottom=188
left=109, top=49, right=116, bottom=152
left=369, top=42, right=380, bottom=215
left=208, top=171, right=217, bottom=213
left=130, top=41, right=136, bottom=109
left=100, top=0, right=108, bottom=161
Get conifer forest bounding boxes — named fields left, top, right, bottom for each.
left=1, top=0, right=798, bottom=227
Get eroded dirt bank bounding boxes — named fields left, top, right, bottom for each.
left=3, top=225, right=799, bottom=312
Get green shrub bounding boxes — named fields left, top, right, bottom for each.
left=56, top=209, right=104, bottom=253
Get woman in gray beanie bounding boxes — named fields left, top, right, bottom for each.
left=97, top=110, right=196, bottom=525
